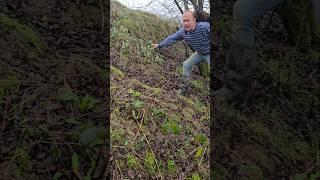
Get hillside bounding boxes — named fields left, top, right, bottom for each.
left=212, top=1, right=320, bottom=179
left=110, top=1, right=210, bottom=179
left=0, top=0, right=108, bottom=179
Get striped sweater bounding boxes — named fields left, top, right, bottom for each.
left=157, top=22, right=210, bottom=55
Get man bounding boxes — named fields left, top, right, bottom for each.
left=213, top=0, right=320, bottom=107
left=152, top=9, right=210, bottom=95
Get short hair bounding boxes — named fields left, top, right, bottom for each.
left=183, top=9, right=196, bottom=18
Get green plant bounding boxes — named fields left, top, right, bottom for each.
left=195, top=134, right=208, bottom=145
left=121, top=40, right=130, bottom=54
left=144, top=150, right=157, bottom=175
left=111, top=66, right=125, bottom=79
left=57, top=90, right=100, bottom=112
left=79, top=126, right=105, bottom=146
left=127, top=154, right=139, bottom=170
left=111, top=128, right=125, bottom=144
left=0, top=15, right=47, bottom=53
left=167, top=160, right=176, bottom=173
left=128, top=88, right=142, bottom=98
left=162, top=118, right=181, bottom=135
left=9, top=147, right=32, bottom=177
left=78, top=95, right=100, bottom=112
left=53, top=172, right=63, bottom=180
left=57, top=89, right=79, bottom=103
left=188, top=173, right=201, bottom=180
left=191, top=79, right=203, bottom=90
left=140, top=41, right=153, bottom=59
left=194, top=146, right=206, bottom=159
left=72, top=152, right=80, bottom=173
left=152, top=108, right=167, bottom=119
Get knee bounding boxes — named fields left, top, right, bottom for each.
left=182, top=61, right=189, bottom=69
left=233, top=0, right=253, bottom=20
left=183, top=61, right=191, bottom=69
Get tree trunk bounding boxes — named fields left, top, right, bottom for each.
left=279, top=0, right=320, bottom=52
left=198, top=0, right=204, bottom=10
left=183, top=0, right=188, bottom=10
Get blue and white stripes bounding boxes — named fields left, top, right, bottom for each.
left=157, top=22, right=210, bottom=55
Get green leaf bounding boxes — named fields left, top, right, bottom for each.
left=78, top=95, right=99, bottom=112
left=167, top=160, right=175, bottom=172
left=79, top=126, right=105, bottom=146
left=72, top=153, right=80, bottom=171
left=191, top=173, right=201, bottom=180
left=131, top=99, right=144, bottom=109
left=132, top=109, right=139, bottom=119
left=170, top=121, right=180, bottom=135
left=196, top=134, right=207, bottom=145
left=58, top=90, right=79, bottom=103
left=128, top=88, right=141, bottom=98
left=195, top=147, right=204, bottom=158
left=53, top=172, right=63, bottom=180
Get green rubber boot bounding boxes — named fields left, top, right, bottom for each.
left=176, top=75, right=190, bottom=95
left=214, top=42, right=257, bottom=108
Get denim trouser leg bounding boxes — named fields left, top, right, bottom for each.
left=183, top=52, right=210, bottom=76
left=311, top=0, right=320, bottom=22
left=233, top=0, right=286, bottom=46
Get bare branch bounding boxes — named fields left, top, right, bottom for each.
left=132, top=0, right=155, bottom=9
left=174, top=0, right=184, bottom=14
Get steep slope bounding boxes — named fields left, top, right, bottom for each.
left=0, top=0, right=108, bottom=179
left=212, top=1, right=320, bottom=179
left=110, top=1, right=210, bottom=179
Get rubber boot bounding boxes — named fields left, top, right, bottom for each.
left=213, top=42, right=257, bottom=108
left=176, top=75, right=190, bottom=95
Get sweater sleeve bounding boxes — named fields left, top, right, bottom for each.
left=204, top=22, right=210, bottom=35
left=158, top=28, right=184, bottom=49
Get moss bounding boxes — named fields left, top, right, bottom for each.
left=111, top=66, right=125, bottom=80
left=0, top=15, right=46, bottom=54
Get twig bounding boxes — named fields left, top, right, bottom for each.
left=99, top=0, right=105, bottom=34
left=160, top=72, right=174, bottom=90
left=36, top=140, right=80, bottom=145
left=142, top=132, right=163, bottom=179
left=0, top=101, right=8, bottom=142
left=0, top=60, right=27, bottom=75
left=115, top=160, right=123, bottom=179
left=132, top=109, right=145, bottom=144
left=146, top=113, right=179, bottom=151
left=198, top=145, right=208, bottom=168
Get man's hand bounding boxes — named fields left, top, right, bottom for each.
left=152, top=44, right=159, bottom=49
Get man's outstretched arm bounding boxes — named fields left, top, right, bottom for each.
left=152, top=28, right=184, bottom=49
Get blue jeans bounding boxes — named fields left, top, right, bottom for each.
left=183, top=52, right=210, bottom=76
left=233, top=0, right=286, bottom=46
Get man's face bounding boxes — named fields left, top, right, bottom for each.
left=182, top=11, right=196, bottom=32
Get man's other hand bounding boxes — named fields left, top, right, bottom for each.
left=152, top=44, right=159, bottom=49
